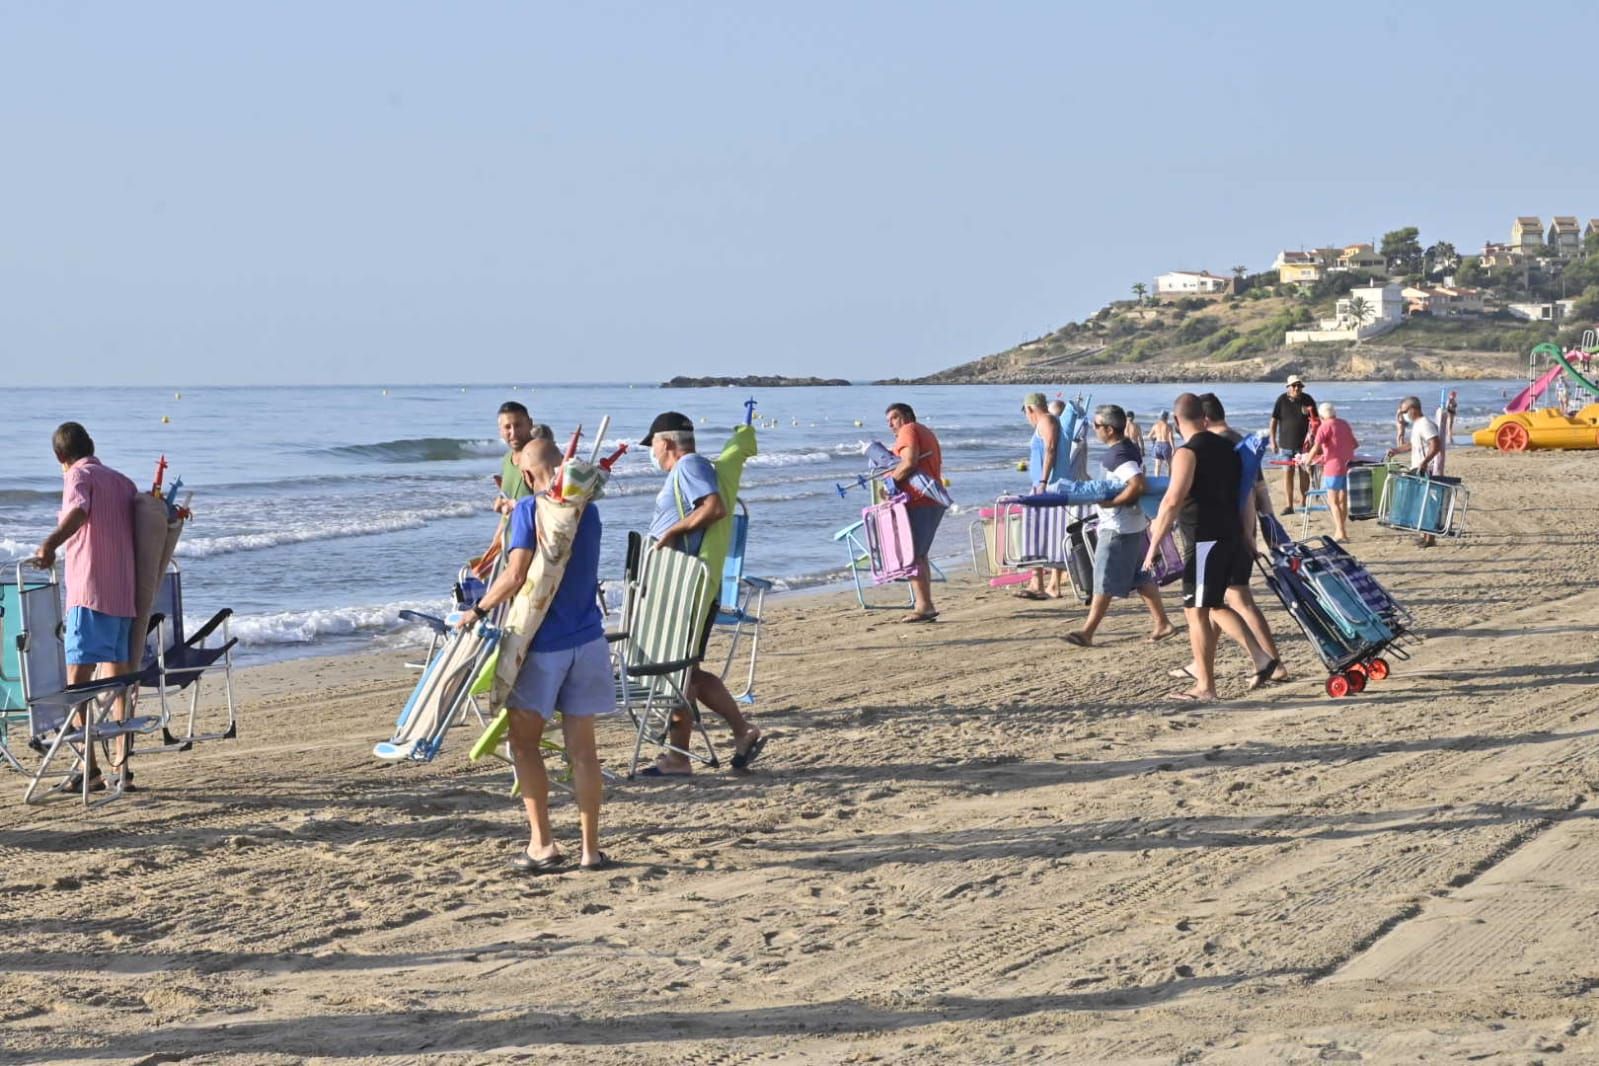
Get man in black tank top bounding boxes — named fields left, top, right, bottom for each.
left=1143, top=393, right=1272, bottom=702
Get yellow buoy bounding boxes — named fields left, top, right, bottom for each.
left=174, top=391, right=182, bottom=400
left=853, top=420, right=863, bottom=427
left=161, top=415, right=171, bottom=424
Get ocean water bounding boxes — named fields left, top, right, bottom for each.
left=0, top=380, right=1515, bottom=663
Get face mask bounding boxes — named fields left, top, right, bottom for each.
left=649, top=450, right=663, bottom=472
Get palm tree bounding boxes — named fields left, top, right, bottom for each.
left=1346, top=295, right=1372, bottom=329
left=1131, top=282, right=1148, bottom=305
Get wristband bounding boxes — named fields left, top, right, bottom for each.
left=472, top=605, right=488, bottom=621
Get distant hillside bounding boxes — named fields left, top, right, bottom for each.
left=882, top=290, right=1560, bottom=385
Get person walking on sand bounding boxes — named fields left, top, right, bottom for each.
left=1304, top=401, right=1358, bottom=541
left=639, top=412, right=766, bottom=775
left=1144, top=395, right=1276, bottom=703
left=885, top=402, right=948, bottom=624
left=1386, top=395, right=1443, bottom=548
left=457, top=439, right=613, bottom=873
left=1018, top=392, right=1067, bottom=600
left=1164, top=394, right=1285, bottom=688
left=1270, top=376, right=1317, bottom=513
left=1065, top=405, right=1175, bottom=648
left=1149, top=411, right=1176, bottom=477
left=30, top=422, right=139, bottom=793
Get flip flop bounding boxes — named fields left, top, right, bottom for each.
left=731, top=734, right=768, bottom=771
left=900, top=612, right=938, bottom=624
left=1248, top=658, right=1280, bottom=691
left=1147, top=627, right=1178, bottom=644
left=637, top=765, right=692, bottom=778
left=509, top=850, right=566, bottom=874
left=1064, top=632, right=1090, bottom=648
left=1167, top=665, right=1199, bottom=681
left=1165, top=691, right=1211, bottom=703
left=580, top=852, right=616, bottom=872
left=1014, top=589, right=1049, bottom=601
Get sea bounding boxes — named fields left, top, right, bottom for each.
left=0, top=380, right=1517, bottom=664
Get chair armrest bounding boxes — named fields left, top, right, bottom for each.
left=832, top=521, right=864, bottom=541
left=605, top=630, right=628, bottom=644
left=399, top=610, right=448, bottom=636
left=186, top=608, right=234, bottom=646
left=145, top=612, right=166, bottom=636
left=626, top=656, right=701, bottom=678
left=742, top=576, right=774, bottom=591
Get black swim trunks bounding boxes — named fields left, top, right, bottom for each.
left=1182, top=539, right=1240, bottom=609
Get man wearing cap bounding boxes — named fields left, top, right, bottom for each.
left=641, top=412, right=764, bottom=775
left=1018, top=392, right=1068, bottom=600
left=1270, top=376, right=1317, bottom=513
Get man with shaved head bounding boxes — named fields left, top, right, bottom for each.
left=459, top=436, right=612, bottom=873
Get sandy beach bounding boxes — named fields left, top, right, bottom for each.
left=4, top=447, right=1598, bottom=1064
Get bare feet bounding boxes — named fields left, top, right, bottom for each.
left=1166, top=689, right=1215, bottom=703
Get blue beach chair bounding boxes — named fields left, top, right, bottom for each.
left=712, top=502, right=771, bottom=705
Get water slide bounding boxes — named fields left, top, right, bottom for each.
left=1506, top=364, right=1564, bottom=413
left=1549, top=344, right=1599, bottom=398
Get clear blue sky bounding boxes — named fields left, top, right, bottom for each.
left=3, top=1, right=1596, bottom=386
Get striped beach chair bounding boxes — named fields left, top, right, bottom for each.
left=617, top=545, right=717, bottom=778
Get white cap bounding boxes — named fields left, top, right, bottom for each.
left=1285, top=374, right=1304, bottom=386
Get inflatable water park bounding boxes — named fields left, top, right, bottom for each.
left=1474, top=332, right=1599, bottom=451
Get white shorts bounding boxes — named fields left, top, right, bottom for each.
left=507, top=636, right=617, bottom=721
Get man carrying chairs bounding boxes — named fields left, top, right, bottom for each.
left=634, top=412, right=765, bottom=776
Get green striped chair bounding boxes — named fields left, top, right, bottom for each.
left=619, top=543, right=717, bottom=778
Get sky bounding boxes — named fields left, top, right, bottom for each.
left=3, top=1, right=1598, bottom=386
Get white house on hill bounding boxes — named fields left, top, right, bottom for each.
left=1154, top=270, right=1230, bottom=297
left=1286, top=283, right=1405, bottom=345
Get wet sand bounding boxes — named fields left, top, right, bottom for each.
left=4, top=448, right=1598, bottom=1064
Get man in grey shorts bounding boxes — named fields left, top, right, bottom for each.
left=1066, top=405, right=1175, bottom=648
left=457, top=439, right=613, bottom=873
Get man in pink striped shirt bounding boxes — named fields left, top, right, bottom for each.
left=33, top=422, right=139, bottom=790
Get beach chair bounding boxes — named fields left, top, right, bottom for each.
left=1062, top=517, right=1098, bottom=604
left=373, top=611, right=501, bottom=762
left=616, top=544, right=718, bottom=778
left=0, top=571, right=50, bottom=773
left=1377, top=471, right=1468, bottom=538
left=861, top=494, right=919, bottom=585
left=12, top=566, right=157, bottom=805
left=711, top=502, right=771, bottom=704
left=137, top=566, right=239, bottom=749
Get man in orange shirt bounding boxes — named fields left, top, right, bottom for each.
left=884, top=403, right=947, bottom=623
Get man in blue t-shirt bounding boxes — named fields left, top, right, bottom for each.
left=456, top=439, right=613, bottom=873
left=639, top=411, right=765, bottom=776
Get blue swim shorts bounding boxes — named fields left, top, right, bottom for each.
left=906, top=503, right=946, bottom=559
left=1323, top=474, right=1348, bottom=491
left=65, top=607, right=134, bottom=666
left=507, top=636, right=617, bottom=721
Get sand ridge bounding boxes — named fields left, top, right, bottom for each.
left=3, top=449, right=1598, bottom=1064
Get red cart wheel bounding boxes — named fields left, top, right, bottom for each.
left=1325, top=674, right=1350, bottom=698
left=1347, top=662, right=1367, bottom=677
left=1496, top=421, right=1530, bottom=453
left=1368, top=657, right=1390, bottom=681
left=1346, top=669, right=1367, bottom=694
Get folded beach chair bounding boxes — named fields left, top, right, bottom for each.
left=373, top=610, right=501, bottom=762
left=137, top=566, right=239, bottom=749
left=12, top=566, right=156, bottom=805
left=0, top=571, right=50, bottom=773
left=861, top=494, right=920, bottom=585
left=617, top=543, right=717, bottom=778
left=1063, top=516, right=1098, bottom=604
left=1377, top=471, right=1469, bottom=538
left=711, top=501, right=771, bottom=705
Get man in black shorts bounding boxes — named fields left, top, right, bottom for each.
left=1144, top=394, right=1274, bottom=702
left=1270, top=376, right=1317, bottom=513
